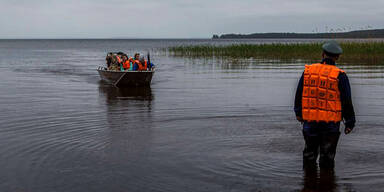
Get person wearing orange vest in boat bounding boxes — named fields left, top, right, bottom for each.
left=122, top=57, right=133, bottom=71
left=138, top=57, right=148, bottom=71
left=121, top=54, right=133, bottom=71
left=294, top=40, right=355, bottom=169
left=132, top=53, right=148, bottom=71
left=128, top=57, right=134, bottom=70
left=132, top=53, right=140, bottom=71
left=131, top=53, right=154, bottom=71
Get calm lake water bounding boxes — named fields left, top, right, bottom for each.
left=1, top=39, right=384, bottom=192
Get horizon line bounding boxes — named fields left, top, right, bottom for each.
left=0, top=37, right=214, bottom=40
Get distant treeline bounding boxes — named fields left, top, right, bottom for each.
left=213, top=29, right=384, bottom=39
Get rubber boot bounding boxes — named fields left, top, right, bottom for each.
left=319, top=132, right=340, bottom=169
left=302, top=131, right=321, bottom=169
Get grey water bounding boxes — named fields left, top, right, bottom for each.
left=0, top=39, right=384, bottom=192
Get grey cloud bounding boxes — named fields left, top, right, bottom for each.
left=0, top=0, right=383, bottom=38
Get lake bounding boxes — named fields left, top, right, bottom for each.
left=0, top=39, right=383, bottom=192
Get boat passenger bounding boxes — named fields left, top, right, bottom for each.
left=138, top=56, right=148, bottom=71
left=119, top=54, right=126, bottom=71
left=132, top=53, right=141, bottom=71
left=141, top=57, right=155, bottom=70
left=132, top=60, right=140, bottom=71
left=126, top=57, right=133, bottom=71
left=122, top=54, right=132, bottom=71
left=109, top=54, right=122, bottom=71
left=106, top=52, right=113, bottom=68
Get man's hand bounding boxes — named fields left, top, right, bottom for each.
left=296, top=116, right=304, bottom=122
left=344, top=127, right=352, bottom=134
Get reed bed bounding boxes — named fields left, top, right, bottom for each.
left=168, top=42, right=384, bottom=64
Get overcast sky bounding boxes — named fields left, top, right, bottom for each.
left=0, top=0, right=383, bottom=38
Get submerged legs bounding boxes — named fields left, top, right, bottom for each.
left=302, top=131, right=340, bottom=169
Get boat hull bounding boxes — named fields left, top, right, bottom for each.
left=97, top=68, right=154, bottom=87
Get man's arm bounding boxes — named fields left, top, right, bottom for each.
left=294, top=73, right=304, bottom=120
left=338, top=72, right=356, bottom=130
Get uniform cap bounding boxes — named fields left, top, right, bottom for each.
left=322, top=40, right=343, bottom=55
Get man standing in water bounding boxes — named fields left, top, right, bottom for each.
left=294, top=40, right=356, bottom=169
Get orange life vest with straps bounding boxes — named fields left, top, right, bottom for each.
left=142, top=60, right=148, bottom=71
left=133, top=60, right=140, bottom=70
left=123, top=60, right=130, bottom=69
left=302, top=63, right=344, bottom=122
left=136, top=60, right=148, bottom=71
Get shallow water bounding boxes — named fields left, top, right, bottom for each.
left=1, top=39, right=384, bottom=192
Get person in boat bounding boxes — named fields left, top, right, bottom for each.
left=132, top=53, right=141, bottom=71
left=142, top=57, right=155, bottom=70
left=139, top=56, right=148, bottom=71
left=131, top=53, right=155, bottom=71
left=122, top=54, right=133, bottom=71
left=294, top=40, right=356, bottom=170
left=109, top=53, right=122, bottom=71
left=106, top=52, right=113, bottom=68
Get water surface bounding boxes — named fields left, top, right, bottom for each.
left=0, top=39, right=384, bottom=192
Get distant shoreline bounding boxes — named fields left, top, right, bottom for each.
left=1, top=37, right=384, bottom=41
left=0, top=38, right=212, bottom=40
left=213, top=29, right=384, bottom=39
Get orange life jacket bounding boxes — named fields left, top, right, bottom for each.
left=142, top=60, right=148, bottom=71
left=123, top=60, right=130, bottom=69
left=302, top=63, right=344, bottom=122
left=136, top=60, right=148, bottom=71
left=134, top=60, right=140, bottom=70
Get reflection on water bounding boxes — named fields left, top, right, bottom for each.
left=98, top=82, right=153, bottom=129
left=98, top=83, right=156, bottom=192
left=302, top=168, right=338, bottom=192
left=301, top=168, right=358, bottom=192
left=98, top=82, right=153, bottom=102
